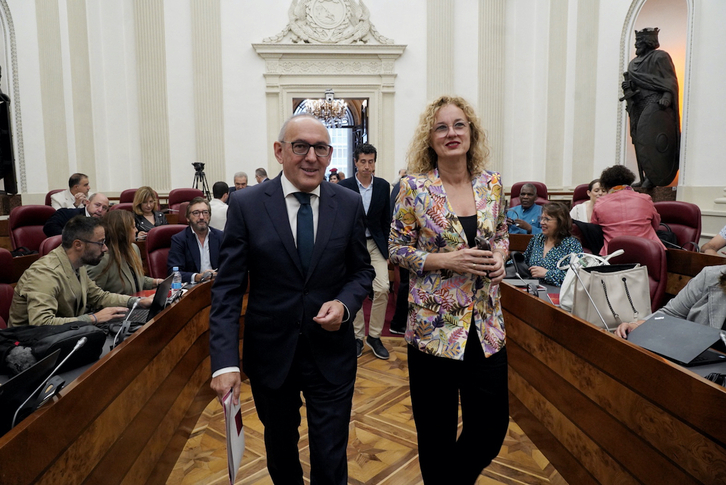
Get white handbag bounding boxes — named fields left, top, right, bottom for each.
left=557, top=250, right=623, bottom=312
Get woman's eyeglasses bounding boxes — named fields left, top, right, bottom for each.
left=539, top=216, right=554, bottom=223
left=431, top=121, right=469, bottom=136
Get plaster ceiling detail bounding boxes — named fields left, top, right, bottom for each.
left=263, top=0, right=393, bottom=44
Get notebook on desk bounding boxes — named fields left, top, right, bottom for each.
left=627, top=314, right=726, bottom=367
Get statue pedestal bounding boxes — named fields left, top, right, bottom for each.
left=634, top=186, right=676, bottom=203
left=0, top=193, right=21, bottom=215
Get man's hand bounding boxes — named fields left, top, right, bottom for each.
left=93, top=307, right=129, bottom=323
left=313, top=300, right=345, bottom=331
left=137, top=296, right=154, bottom=308
left=195, top=270, right=217, bottom=283
left=211, top=372, right=242, bottom=405
left=514, top=219, right=532, bottom=233
left=74, top=192, right=88, bottom=207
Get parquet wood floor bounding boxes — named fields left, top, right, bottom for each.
left=168, top=337, right=567, bottom=485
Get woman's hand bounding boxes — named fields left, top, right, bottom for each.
left=439, top=248, right=493, bottom=277
left=488, top=250, right=506, bottom=285
left=615, top=320, right=644, bottom=339
left=529, top=266, right=548, bottom=279
left=136, top=231, right=148, bottom=240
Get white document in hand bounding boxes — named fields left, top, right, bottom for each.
left=223, top=389, right=245, bottom=484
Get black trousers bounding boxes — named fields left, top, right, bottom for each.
left=250, top=336, right=355, bottom=485
left=407, top=329, right=509, bottom=485
left=390, top=267, right=409, bottom=330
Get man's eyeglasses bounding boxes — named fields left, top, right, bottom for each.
left=432, top=121, right=470, bottom=136
left=190, top=210, right=210, bottom=217
left=81, top=239, right=106, bottom=248
left=282, top=141, right=333, bottom=157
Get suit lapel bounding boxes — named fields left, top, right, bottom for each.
left=263, top=177, right=304, bottom=275
left=187, top=227, right=202, bottom=271
left=307, top=182, right=336, bottom=281
left=57, top=249, right=86, bottom=315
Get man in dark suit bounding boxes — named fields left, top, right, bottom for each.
left=338, top=143, right=392, bottom=359
left=209, top=114, right=374, bottom=485
left=43, top=193, right=109, bottom=237
left=167, top=196, right=222, bottom=283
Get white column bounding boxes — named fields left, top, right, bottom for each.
left=427, top=0, right=453, bottom=100
left=478, top=0, right=506, bottom=173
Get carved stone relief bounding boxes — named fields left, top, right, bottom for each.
left=264, top=0, right=393, bottom=44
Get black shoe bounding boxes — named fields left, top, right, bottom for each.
left=356, top=339, right=364, bottom=358
left=389, top=325, right=405, bottom=335
left=366, top=336, right=390, bottom=360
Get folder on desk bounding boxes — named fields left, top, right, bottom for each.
left=223, top=389, right=245, bottom=484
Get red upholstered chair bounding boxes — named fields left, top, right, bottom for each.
left=119, top=189, right=138, bottom=204
left=177, top=202, right=190, bottom=225
left=572, top=184, right=589, bottom=207
left=0, top=248, right=13, bottom=328
left=39, top=235, right=63, bottom=257
left=45, top=189, right=65, bottom=206
left=510, top=181, right=548, bottom=207
left=168, top=188, right=204, bottom=213
left=9, top=205, right=57, bottom=251
left=145, top=225, right=186, bottom=279
left=654, top=201, right=702, bottom=251
left=110, top=203, right=134, bottom=212
left=608, top=235, right=667, bottom=313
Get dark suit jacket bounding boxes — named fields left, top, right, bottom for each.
left=44, top=207, right=86, bottom=237
left=338, top=175, right=391, bottom=258
left=209, top=175, right=374, bottom=389
left=167, top=226, right=223, bottom=283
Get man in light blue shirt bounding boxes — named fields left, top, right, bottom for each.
left=507, top=183, right=543, bottom=235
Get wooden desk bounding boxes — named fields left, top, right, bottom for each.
left=0, top=282, right=245, bottom=485
left=502, top=252, right=726, bottom=484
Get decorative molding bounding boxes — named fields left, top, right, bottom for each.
left=427, top=0, right=453, bottom=99
left=264, top=0, right=393, bottom=45
left=0, top=0, right=23, bottom=192
left=478, top=1, right=506, bottom=173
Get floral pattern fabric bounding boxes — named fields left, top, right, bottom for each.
left=388, top=169, right=509, bottom=360
left=522, top=233, right=583, bottom=286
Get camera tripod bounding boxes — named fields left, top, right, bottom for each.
left=192, top=163, right=211, bottom=200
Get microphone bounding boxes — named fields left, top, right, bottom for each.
left=11, top=337, right=88, bottom=429
left=113, top=299, right=139, bottom=349
left=514, top=271, right=539, bottom=298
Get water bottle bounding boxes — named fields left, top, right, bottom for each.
left=171, top=266, right=182, bottom=299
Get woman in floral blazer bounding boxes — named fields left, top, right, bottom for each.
left=389, top=96, right=509, bottom=484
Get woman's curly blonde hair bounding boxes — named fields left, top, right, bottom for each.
left=406, top=95, right=490, bottom=175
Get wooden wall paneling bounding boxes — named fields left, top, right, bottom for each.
left=508, top=391, right=599, bottom=485
left=508, top=341, right=696, bottom=485
left=502, top=283, right=726, bottom=484
left=0, top=283, right=213, bottom=484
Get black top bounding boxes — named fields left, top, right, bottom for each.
left=135, top=211, right=167, bottom=234
left=459, top=215, right=477, bottom=248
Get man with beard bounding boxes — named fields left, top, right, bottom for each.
left=167, top=196, right=223, bottom=283
left=8, top=216, right=152, bottom=327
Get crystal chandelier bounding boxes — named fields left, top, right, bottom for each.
left=305, top=89, right=348, bottom=128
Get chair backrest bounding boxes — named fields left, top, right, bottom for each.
left=39, top=235, right=63, bottom=257
left=119, top=189, right=138, bottom=204
left=45, top=189, right=65, bottom=206
left=0, top=248, right=13, bottom=328
left=510, top=181, right=548, bottom=207
left=9, top=205, right=57, bottom=251
left=177, top=202, right=190, bottom=225
left=572, top=184, right=589, bottom=207
left=570, top=223, right=593, bottom=254
left=168, top=188, right=204, bottom=213
left=145, top=225, right=186, bottom=279
left=654, top=201, right=702, bottom=251
left=110, top=202, right=135, bottom=212
left=608, top=235, right=667, bottom=312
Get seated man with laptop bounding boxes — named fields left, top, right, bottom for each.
left=8, top=216, right=153, bottom=327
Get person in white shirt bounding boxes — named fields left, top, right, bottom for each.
left=51, top=173, right=91, bottom=209
left=209, top=181, right=229, bottom=231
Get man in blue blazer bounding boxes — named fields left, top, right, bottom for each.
left=167, top=197, right=222, bottom=283
left=338, top=143, right=392, bottom=359
left=209, top=114, right=374, bottom=485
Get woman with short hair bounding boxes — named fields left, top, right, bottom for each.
left=132, top=186, right=167, bottom=239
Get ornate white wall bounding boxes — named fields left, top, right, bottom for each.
left=3, top=0, right=725, bottom=240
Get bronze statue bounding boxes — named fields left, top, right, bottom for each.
left=620, top=28, right=680, bottom=189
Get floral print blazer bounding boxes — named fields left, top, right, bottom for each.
left=388, top=169, right=509, bottom=360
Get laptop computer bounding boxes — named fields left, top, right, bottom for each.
left=0, top=349, right=61, bottom=436
left=112, top=274, right=174, bottom=325
left=627, top=314, right=726, bottom=367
